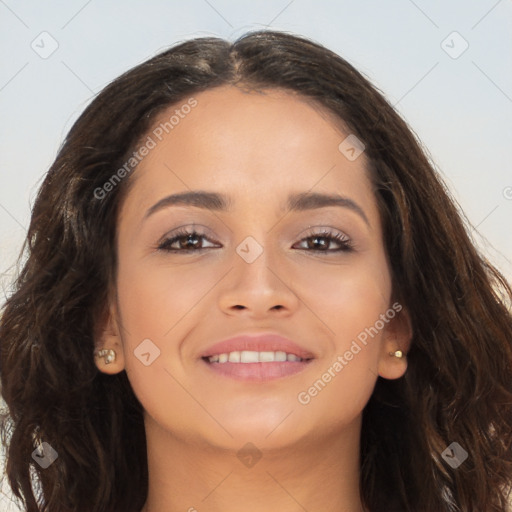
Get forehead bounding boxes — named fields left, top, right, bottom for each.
left=121, top=85, right=378, bottom=223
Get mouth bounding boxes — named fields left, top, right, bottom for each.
left=204, top=350, right=310, bottom=364
left=201, top=349, right=314, bottom=382
left=198, top=333, right=315, bottom=381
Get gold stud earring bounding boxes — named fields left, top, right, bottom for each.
left=389, top=350, right=403, bottom=358
left=95, top=348, right=116, bottom=364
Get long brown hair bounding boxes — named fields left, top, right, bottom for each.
left=1, top=30, right=511, bottom=512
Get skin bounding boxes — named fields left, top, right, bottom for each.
left=95, top=85, right=412, bottom=512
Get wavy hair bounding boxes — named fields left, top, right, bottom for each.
left=1, top=30, right=511, bottom=512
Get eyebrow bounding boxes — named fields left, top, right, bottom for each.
left=144, top=190, right=370, bottom=226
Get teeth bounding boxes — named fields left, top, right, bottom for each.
left=241, top=350, right=260, bottom=363
left=228, top=351, right=240, bottom=363
left=275, top=351, right=287, bottom=361
left=258, top=351, right=275, bottom=362
left=207, top=350, right=305, bottom=364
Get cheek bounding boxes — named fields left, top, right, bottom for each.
left=113, top=299, right=198, bottom=439
left=294, top=253, right=391, bottom=345
left=114, top=256, right=226, bottom=423
left=116, top=256, right=219, bottom=341
left=292, top=256, right=391, bottom=419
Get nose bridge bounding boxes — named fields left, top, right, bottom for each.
left=234, top=233, right=280, bottom=289
left=218, top=230, right=297, bottom=314
left=230, top=204, right=280, bottom=269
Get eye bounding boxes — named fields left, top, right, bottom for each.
left=157, top=229, right=218, bottom=252
left=293, top=229, right=354, bottom=253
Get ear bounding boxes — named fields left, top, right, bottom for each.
left=377, top=302, right=413, bottom=380
left=94, top=300, right=126, bottom=375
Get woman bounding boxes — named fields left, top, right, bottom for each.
left=0, top=29, right=511, bottom=512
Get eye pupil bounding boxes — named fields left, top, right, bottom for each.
left=309, top=236, right=328, bottom=250
left=183, top=234, right=200, bottom=248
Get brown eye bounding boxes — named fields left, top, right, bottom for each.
left=157, top=230, right=217, bottom=252
left=293, top=230, right=353, bottom=253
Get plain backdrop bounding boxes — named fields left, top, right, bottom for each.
left=0, top=1, right=511, bottom=510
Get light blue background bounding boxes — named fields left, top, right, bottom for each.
left=1, top=1, right=511, bottom=510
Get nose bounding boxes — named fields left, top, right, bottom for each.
left=217, top=240, right=300, bottom=319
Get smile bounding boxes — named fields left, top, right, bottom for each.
left=202, top=351, right=313, bottom=381
left=206, top=350, right=306, bottom=363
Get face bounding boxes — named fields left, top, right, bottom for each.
left=97, top=85, right=411, bottom=451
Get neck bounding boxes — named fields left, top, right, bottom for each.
left=140, top=414, right=367, bottom=512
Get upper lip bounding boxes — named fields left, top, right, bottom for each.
left=199, top=333, right=315, bottom=360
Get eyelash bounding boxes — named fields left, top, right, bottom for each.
left=156, top=228, right=354, bottom=254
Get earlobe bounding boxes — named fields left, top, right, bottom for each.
left=95, top=348, right=117, bottom=365
left=94, top=303, right=126, bottom=375
left=377, top=305, right=413, bottom=380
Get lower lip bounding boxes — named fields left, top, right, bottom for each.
left=202, top=359, right=313, bottom=381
